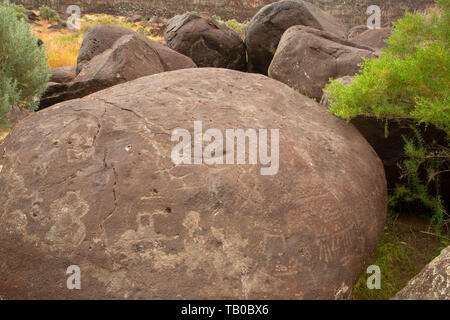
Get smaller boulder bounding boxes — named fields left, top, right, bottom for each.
left=268, top=26, right=375, bottom=100
left=165, top=13, right=246, bottom=71
left=149, top=16, right=164, bottom=24
left=76, top=26, right=196, bottom=75
left=350, top=27, right=392, bottom=50
left=393, top=246, right=450, bottom=300
left=127, top=14, right=144, bottom=23
left=245, top=0, right=348, bottom=74
left=347, top=25, right=368, bottom=38
left=40, top=34, right=164, bottom=109
left=50, top=66, right=76, bottom=83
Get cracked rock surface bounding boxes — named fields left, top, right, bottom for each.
left=0, top=68, right=386, bottom=299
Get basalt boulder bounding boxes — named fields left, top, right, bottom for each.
left=349, top=27, right=392, bottom=51
left=245, top=0, right=348, bottom=75
left=50, top=66, right=77, bottom=84
left=164, top=13, right=246, bottom=71
left=40, top=34, right=164, bottom=109
left=76, top=25, right=196, bottom=74
left=268, top=26, right=376, bottom=100
left=0, top=68, right=387, bottom=299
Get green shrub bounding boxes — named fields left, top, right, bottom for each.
left=212, top=15, right=247, bottom=35
left=0, top=1, right=28, bottom=21
left=39, top=5, right=61, bottom=23
left=0, top=1, right=50, bottom=126
left=324, top=0, right=449, bottom=233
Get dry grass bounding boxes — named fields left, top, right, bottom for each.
left=31, top=13, right=165, bottom=68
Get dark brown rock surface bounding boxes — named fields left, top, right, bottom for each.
left=349, top=27, right=392, bottom=50
left=40, top=34, right=165, bottom=109
left=165, top=13, right=246, bottom=71
left=76, top=25, right=196, bottom=74
left=0, top=68, right=387, bottom=299
left=245, top=0, right=348, bottom=75
left=268, top=26, right=375, bottom=100
left=50, top=66, right=77, bottom=84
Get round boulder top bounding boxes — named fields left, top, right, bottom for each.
left=0, top=68, right=387, bottom=299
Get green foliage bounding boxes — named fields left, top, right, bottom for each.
left=352, top=215, right=415, bottom=299
left=39, top=5, right=61, bottom=23
left=0, top=1, right=50, bottom=126
left=0, top=1, right=28, bottom=21
left=212, top=15, right=247, bottom=35
left=324, top=0, right=450, bottom=232
left=389, top=127, right=449, bottom=233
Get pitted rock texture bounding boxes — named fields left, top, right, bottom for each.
left=0, top=68, right=387, bottom=299
left=268, top=26, right=375, bottom=100
left=245, top=0, right=348, bottom=75
left=393, top=246, right=450, bottom=300
left=165, top=13, right=246, bottom=71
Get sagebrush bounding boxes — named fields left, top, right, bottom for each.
left=0, top=1, right=50, bottom=126
left=324, top=0, right=449, bottom=233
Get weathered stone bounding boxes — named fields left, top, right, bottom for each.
left=165, top=13, right=246, bottom=71
left=393, top=246, right=450, bottom=300
left=347, top=25, right=368, bottom=38
left=50, top=66, right=76, bottom=83
left=245, top=0, right=348, bottom=74
left=268, top=26, right=375, bottom=100
left=149, top=16, right=164, bottom=24
left=76, top=25, right=196, bottom=74
left=40, top=34, right=164, bottom=109
left=127, top=14, right=144, bottom=23
left=0, top=68, right=387, bottom=299
left=350, top=27, right=392, bottom=50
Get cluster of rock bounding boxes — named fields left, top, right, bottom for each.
left=1, top=0, right=445, bottom=300
left=40, top=26, right=196, bottom=109
left=14, top=0, right=434, bottom=27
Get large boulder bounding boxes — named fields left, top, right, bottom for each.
left=76, top=25, right=196, bottom=74
left=50, top=66, right=76, bottom=84
left=393, top=246, right=450, bottom=300
left=268, top=26, right=376, bottom=100
left=245, top=0, right=348, bottom=75
left=40, top=34, right=165, bottom=109
left=164, top=13, right=246, bottom=71
left=0, top=68, right=387, bottom=299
